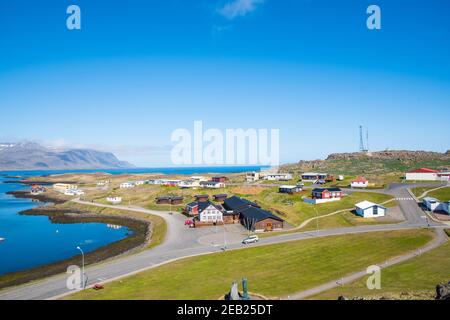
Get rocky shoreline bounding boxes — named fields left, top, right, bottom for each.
left=0, top=190, right=152, bottom=290
left=6, top=190, right=67, bottom=204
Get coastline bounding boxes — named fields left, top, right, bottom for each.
left=0, top=189, right=153, bottom=290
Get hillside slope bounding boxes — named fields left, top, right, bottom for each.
left=281, top=150, right=450, bottom=175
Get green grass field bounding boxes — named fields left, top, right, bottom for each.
left=426, top=187, right=450, bottom=201
left=67, top=229, right=434, bottom=300
left=411, top=186, right=450, bottom=201
left=311, top=236, right=450, bottom=300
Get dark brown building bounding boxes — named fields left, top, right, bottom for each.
left=194, top=194, right=209, bottom=202
left=223, top=196, right=284, bottom=232
left=212, top=176, right=228, bottom=183
left=213, top=194, right=228, bottom=202
left=155, top=196, right=184, bottom=205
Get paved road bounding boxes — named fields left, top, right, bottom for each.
left=0, top=184, right=447, bottom=300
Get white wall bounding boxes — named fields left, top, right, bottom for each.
left=351, top=181, right=368, bottom=188
left=405, top=173, right=438, bottom=181
left=356, top=206, right=386, bottom=218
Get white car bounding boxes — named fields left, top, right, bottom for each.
left=242, top=235, right=259, bottom=244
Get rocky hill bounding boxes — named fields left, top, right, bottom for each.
left=0, top=142, right=134, bottom=171
left=281, top=150, right=450, bottom=175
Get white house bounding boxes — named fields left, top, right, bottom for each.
left=405, top=168, right=439, bottom=181
left=106, top=196, right=122, bottom=204
left=355, top=201, right=386, bottom=218
left=246, top=172, right=261, bottom=182
left=54, top=183, right=78, bottom=192
left=179, top=180, right=200, bottom=188
left=423, top=197, right=440, bottom=211
left=120, top=182, right=135, bottom=189
left=198, top=203, right=224, bottom=223
left=301, top=172, right=327, bottom=181
left=200, top=181, right=226, bottom=189
left=279, top=185, right=302, bottom=194
left=190, top=176, right=208, bottom=182
left=134, top=180, right=145, bottom=186
left=266, top=173, right=292, bottom=181
left=351, top=177, right=369, bottom=188
left=423, top=197, right=449, bottom=214
left=161, top=179, right=182, bottom=186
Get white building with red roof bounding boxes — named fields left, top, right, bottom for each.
left=405, top=168, right=439, bottom=181
left=351, top=177, right=369, bottom=188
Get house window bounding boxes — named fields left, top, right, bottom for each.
left=373, top=206, right=378, bottom=215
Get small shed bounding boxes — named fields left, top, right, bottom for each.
left=355, top=201, right=386, bottom=218
left=279, top=185, right=302, bottom=194
left=195, top=194, right=210, bottom=202
left=213, top=194, right=228, bottom=202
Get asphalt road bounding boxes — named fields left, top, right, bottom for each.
left=0, top=183, right=447, bottom=300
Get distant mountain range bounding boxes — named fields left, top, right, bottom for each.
left=0, top=142, right=134, bottom=171
left=281, top=150, right=450, bottom=175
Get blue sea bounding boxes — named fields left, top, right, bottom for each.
left=0, top=166, right=263, bottom=275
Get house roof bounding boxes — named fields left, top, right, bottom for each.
left=223, top=196, right=260, bottom=211
left=213, top=194, right=228, bottom=198
left=156, top=196, right=183, bottom=201
left=355, top=201, right=386, bottom=210
left=279, top=185, right=299, bottom=189
left=189, top=201, right=223, bottom=213
left=352, top=177, right=368, bottom=183
left=195, top=194, right=209, bottom=198
left=407, top=168, right=439, bottom=173
left=312, top=187, right=342, bottom=193
left=240, top=206, right=284, bottom=223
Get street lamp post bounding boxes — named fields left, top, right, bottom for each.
left=76, top=246, right=85, bottom=289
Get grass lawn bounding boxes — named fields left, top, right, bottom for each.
left=300, top=210, right=401, bottom=232
left=246, top=189, right=396, bottom=227
left=411, top=186, right=450, bottom=201
left=66, top=229, right=434, bottom=300
left=426, top=187, right=450, bottom=201
left=311, top=236, right=450, bottom=300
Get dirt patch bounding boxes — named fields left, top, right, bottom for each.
left=231, top=186, right=265, bottom=195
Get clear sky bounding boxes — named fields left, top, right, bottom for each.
left=1, top=0, right=449, bottom=166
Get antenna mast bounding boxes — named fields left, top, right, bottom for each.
left=359, top=125, right=368, bottom=152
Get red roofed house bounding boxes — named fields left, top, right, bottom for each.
left=351, top=177, right=369, bottom=188
left=405, top=168, right=439, bottom=181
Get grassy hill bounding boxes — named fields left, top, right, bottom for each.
left=281, top=150, right=450, bottom=176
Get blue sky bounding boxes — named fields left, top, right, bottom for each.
left=0, top=0, right=449, bottom=166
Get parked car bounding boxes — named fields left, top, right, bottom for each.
left=242, top=235, right=259, bottom=244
